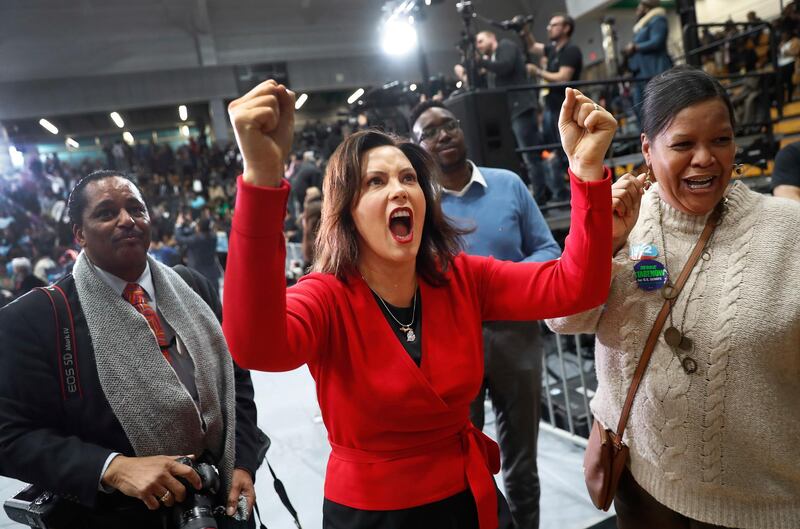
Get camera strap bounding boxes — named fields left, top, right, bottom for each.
left=172, top=265, right=303, bottom=529
left=36, top=285, right=83, bottom=402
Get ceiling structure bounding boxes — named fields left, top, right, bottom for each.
left=1, top=0, right=587, bottom=143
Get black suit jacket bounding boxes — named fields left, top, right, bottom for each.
left=0, top=266, right=263, bottom=510
left=477, top=38, right=538, bottom=117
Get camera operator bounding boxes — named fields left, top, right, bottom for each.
left=0, top=171, right=264, bottom=529
left=520, top=14, right=582, bottom=204
left=474, top=30, right=542, bottom=190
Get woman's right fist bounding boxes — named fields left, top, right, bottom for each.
left=228, top=80, right=295, bottom=187
left=611, top=172, right=647, bottom=254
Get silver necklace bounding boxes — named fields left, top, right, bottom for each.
left=374, top=289, right=417, bottom=343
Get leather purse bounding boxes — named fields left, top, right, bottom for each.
left=583, top=205, right=722, bottom=511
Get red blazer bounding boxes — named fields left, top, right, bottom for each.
left=223, top=170, right=612, bottom=529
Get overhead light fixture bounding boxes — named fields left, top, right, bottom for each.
left=39, top=118, right=58, bottom=135
left=178, top=105, right=188, bottom=121
left=180, top=125, right=190, bottom=137
left=425, top=0, right=431, bottom=5
left=65, top=137, right=79, bottom=149
left=409, top=83, right=418, bottom=91
left=122, top=131, right=134, bottom=144
left=295, top=93, right=309, bottom=110
left=110, top=112, right=125, bottom=128
left=347, top=88, right=365, bottom=105
left=456, top=80, right=463, bottom=88
left=382, top=17, right=418, bottom=56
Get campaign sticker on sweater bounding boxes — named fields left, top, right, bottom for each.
left=629, top=242, right=659, bottom=261
left=634, top=260, right=667, bottom=290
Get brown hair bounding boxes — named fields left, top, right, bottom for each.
left=312, top=129, right=465, bottom=285
left=301, top=198, right=322, bottom=266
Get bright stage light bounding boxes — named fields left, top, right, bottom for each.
left=409, top=83, right=417, bottom=91
left=295, top=93, right=308, bottom=110
left=381, top=17, right=418, bottom=56
left=178, top=105, right=188, bottom=121
left=65, top=137, right=79, bottom=149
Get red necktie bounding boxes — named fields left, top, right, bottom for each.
left=122, top=283, right=171, bottom=362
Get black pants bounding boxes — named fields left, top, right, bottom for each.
left=470, top=321, right=542, bottom=529
left=322, top=487, right=515, bottom=529
left=614, top=467, right=732, bottom=529
left=540, top=107, right=571, bottom=204
left=510, top=108, right=543, bottom=189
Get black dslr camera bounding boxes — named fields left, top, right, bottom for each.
left=3, top=485, right=81, bottom=529
left=173, top=456, right=222, bottom=529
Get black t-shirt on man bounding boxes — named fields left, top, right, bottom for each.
left=772, top=142, right=800, bottom=190
left=544, top=42, right=583, bottom=112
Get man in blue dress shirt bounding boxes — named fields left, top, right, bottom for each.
left=411, top=101, right=561, bottom=529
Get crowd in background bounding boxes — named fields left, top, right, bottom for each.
left=1, top=1, right=798, bottom=304
left=0, top=128, right=334, bottom=306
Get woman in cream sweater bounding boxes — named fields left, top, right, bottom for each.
left=548, top=66, right=800, bottom=529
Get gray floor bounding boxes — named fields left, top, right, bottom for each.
left=0, top=367, right=614, bottom=529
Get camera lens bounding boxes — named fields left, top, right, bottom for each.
left=172, top=458, right=221, bottom=529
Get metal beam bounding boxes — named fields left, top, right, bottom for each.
left=675, top=0, right=700, bottom=66
left=193, top=0, right=218, bottom=66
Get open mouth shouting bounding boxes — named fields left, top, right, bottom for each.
left=682, top=174, right=717, bottom=191
left=388, top=207, right=414, bottom=244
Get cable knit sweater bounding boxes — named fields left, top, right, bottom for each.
left=547, top=182, right=800, bottom=529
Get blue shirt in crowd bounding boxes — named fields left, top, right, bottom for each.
left=440, top=163, right=561, bottom=263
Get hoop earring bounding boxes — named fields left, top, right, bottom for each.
left=643, top=166, right=655, bottom=190
left=733, top=163, right=744, bottom=177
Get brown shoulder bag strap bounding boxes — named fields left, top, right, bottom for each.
left=612, top=205, right=722, bottom=445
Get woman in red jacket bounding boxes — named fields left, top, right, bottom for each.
left=223, top=80, right=626, bottom=529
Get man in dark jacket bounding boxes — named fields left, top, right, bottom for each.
left=175, top=217, right=221, bottom=287
left=476, top=31, right=542, bottom=192
left=625, top=0, right=673, bottom=122
left=0, top=170, right=263, bottom=529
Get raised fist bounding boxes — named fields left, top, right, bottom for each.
left=228, top=80, right=296, bottom=187
left=558, top=88, right=618, bottom=182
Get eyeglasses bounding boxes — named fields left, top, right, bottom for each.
left=546, top=22, right=564, bottom=29
left=418, top=119, right=460, bottom=143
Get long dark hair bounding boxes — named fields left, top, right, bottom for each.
left=312, top=129, right=466, bottom=285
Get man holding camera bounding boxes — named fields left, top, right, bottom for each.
left=521, top=14, right=583, bottom=205
left=0, top=170, right=263, bottom=528
left=474, top=30, right=542, bottom=190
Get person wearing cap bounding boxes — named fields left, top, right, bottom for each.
left=624, top=0, right=673, bottom=122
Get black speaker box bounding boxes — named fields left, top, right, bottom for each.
left=445, top=90, right=522, bottom=175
